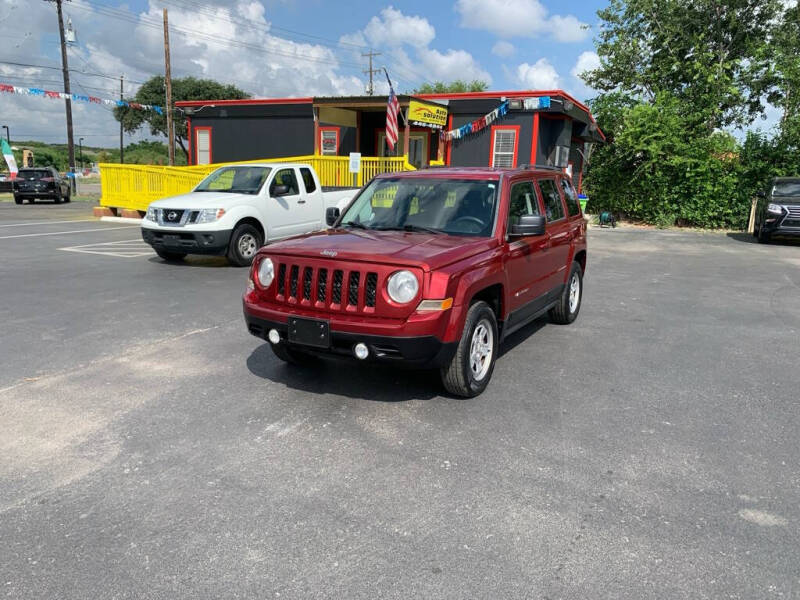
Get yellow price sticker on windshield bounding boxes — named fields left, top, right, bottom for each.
left=445, top=191, right=457, bottom=208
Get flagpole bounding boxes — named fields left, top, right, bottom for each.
left=383, top=68, right=407, bottom=126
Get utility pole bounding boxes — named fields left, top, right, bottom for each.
left=119, top=75, right=124, bottom=164
left=362, top=50, right=381, bottom=95
left=163, top=8, right=175, bottom=166
left=46, top=0, right=76, bottom=182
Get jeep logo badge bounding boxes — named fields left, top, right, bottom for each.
left=320, top=250, right=338, bottom=257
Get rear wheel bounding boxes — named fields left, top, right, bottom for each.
left=155, top=249, right=187, bottom=262
left=440, top=301, right=498, bottom=398
left=54, top=190, right=62, bottom=204
left=227, top=223, right=262, bottom=267
left=63, top=189, right=71, bottom=203
left=550, top=261, right=583, bottom=324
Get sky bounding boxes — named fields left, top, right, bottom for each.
left=0, top=0, right=782, bottom=148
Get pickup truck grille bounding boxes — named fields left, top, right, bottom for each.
left=273, top=260, right=380, bottom=313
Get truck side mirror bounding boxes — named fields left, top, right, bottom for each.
left=272, top=184, right=290, bottom=197
left=510, top=214, right=546, bottom=237
left=326, top=207, right=340, bottom=226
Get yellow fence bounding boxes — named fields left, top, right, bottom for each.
left=99, top=155, right=415, bottom=212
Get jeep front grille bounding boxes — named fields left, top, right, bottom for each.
left=273, top=261, right=380, bottom=313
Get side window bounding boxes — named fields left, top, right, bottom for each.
left=538, top=179, right=565, bottom=222
left=560, top=178, right=580, bottom=217
left=300, top=168, right=316, bottom=194
left=270, top=168, right=299, bottom=196
left=507, top=181, right=539, bottom=232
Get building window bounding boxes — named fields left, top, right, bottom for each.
left=319, top=127, right=339, bottom=156
left=195, top=127, right=212, bottom=165
left=490, top=126, right=519, bottom=168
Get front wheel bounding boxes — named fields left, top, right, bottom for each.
left=227, top=223, right=263, bottom=267
left=549, top=261, right=583, bottom=324
left=13, top=195, right=22, bottom=205
left=440, top=301, right=499, bottom=398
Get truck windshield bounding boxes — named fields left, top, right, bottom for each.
left=340, top=177, right=499, bottom=237
left=772, top=182, right=800, bottom=197
left=195, top=166, right=271, bottom=195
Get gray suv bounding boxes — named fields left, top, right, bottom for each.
left=755, top=177, right=800, bottom=243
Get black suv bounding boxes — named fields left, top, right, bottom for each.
left=755, top=177, right=800, bottom=243
left=14, top=167, right=72, bottom=204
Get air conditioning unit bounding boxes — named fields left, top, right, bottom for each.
left=549, top=145, right=570, bottom=168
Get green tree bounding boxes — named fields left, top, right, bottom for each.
left=413, top=80, right=489, bottom=94
left=114, top=76, right=249, bottom=162
left=585, top=0, right=781, bottom=129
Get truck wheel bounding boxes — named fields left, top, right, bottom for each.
left=440, top=301, right=498, bottom=398
left=155, top=249, right=187, bottom=262
left=64, top=189, right=71, bottom=203
left=13, top=195, right=22, bottom=205
left=54, top=190, right=62, bottom=204
left=550, top=261, right=583, bottom=324
left=227, top=223, right=262, bottom=267
left=270, top=343, right=317, bottom=366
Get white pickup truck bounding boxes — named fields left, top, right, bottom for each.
left=141, top=162, right=357, bottom=266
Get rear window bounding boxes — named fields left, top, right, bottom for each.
left=19, top=169, right=52, bottom=180
left=300, top=168, right=316, bottom=193
left=560, top=179, right=580, bottom=216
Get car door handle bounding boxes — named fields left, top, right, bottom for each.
left=297, top=199, right=306, bottom=204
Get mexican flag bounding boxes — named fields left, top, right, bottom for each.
left=1, top=138, right=18, bottom=180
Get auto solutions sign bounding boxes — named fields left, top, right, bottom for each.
left=408, top=100, right=447, bottom=129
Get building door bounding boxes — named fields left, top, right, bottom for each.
left=379, top=132, right=428, bottom=168
left=195, top=127, right=212, bottom=165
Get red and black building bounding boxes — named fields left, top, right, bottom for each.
left=177, top=89, right=604, bottom=192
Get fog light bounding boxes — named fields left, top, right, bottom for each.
left=268, top=329, right=280, bottom=344
left=354, top=343, right=369, bottom=360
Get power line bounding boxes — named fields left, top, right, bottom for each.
left=0, top=59, right=146, bottom=84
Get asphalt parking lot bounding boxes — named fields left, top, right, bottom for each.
left=1, top=202, right=798, bottom=599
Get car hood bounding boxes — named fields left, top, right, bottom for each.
left=149, top=191, right=251, bottom=208
left=263, top=229, right=499, bottom=271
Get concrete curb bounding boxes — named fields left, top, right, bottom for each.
left=100, top=216, right=143, bottom=224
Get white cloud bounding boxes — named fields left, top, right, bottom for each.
left=491, top=41, right=515, bottom=58
left=517, top=58, right=560, bottom=89
left=362, top=6, right=436, bottom=48
left=570, top=51, right=600, bottom=80
left=418, top=48, right=492, bottom=83
left=455, top=0, right=589, bottom=42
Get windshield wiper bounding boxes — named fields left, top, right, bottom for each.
left=373, top=225, right=445, bottom=234
left=340, top=221, right=369, bottom=230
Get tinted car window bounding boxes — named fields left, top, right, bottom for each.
left=560, top=178, right=580, bottom=216
left=300, top=168, right=317, bottom=193
left=270, top=168, right=299, bottom=196
left=508, top=181, right=539, bottom=232
left=19, top=169, right=52, bottom=180
left=538, top=179, right=564, bottom=221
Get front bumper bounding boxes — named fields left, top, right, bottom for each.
left=244, top=312, right=458, bottom=368
left=141, top=227, right=232, bottom=255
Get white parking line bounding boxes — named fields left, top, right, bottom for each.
left=0, top=226, right=137, bottom=240
left=59, top=238, right=155, bottom=258
left=0, top=218, right=98, bottom=228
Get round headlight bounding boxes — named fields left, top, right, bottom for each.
left=387, top=270, right=419, bottom=304
left=257, top=257, right=274, bottom=287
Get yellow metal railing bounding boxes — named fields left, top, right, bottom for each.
left=99, top=155, right=415, bottom=212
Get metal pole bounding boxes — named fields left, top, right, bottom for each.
left=79, top=137, right=83, bottom=170
left=120, top=75, right=124, bottom=164
left=49, top=0, right=76, bottom=189
left=1, top=125, right=9, bottom=143
left=163, top=8, right=175, bottom=166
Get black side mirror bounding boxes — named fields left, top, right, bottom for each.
left=326, top=207, right=340, bottom=226
left=756, top=190, right=766, bottom=199
left=510, top=214, right=546, bottom=237
left=272, top=184, right=290, bottom=197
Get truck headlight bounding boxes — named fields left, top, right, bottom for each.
left=767, top=203, right=784, bottom=214
left=195, top=208, right=225, bottom=223
left=387, top=270, right=419, bottom=304
left=257, top=257, right=274, bottom=288
left=146, top=207, right=158, bottom=221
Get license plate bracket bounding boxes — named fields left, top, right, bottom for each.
left=288, top=316, right=330, bottom=348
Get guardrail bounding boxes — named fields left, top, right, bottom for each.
left=99, top=155, right=415, bottom=212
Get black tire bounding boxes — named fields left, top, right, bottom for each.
left=54, top=190, right=62, bottom=204
left=155, top=249, right=187, bottom=262
left=757, top=223, right=771, bottom=244
left=270, top=343, right=317, bottom=366
left=13, top=195, right=22, bottom=205
left=63, top=189, right=71, bottom=203
left=440, top=300, right=499, bottom=398
left=227, top=223, right=263, bottom=267
left=550, top=261, right=583, bottom=324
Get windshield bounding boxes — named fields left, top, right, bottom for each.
left=340, top=177, right=499, bottom=237
left=19, top=170, right=52, bottom=180
left=772, top=182, right=800, bottom=197
left=195, top=166, right=271, bottom=195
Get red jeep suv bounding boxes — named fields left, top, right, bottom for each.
left=243, top=166, right=586, bottom=397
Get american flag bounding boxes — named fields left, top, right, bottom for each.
left=385, top=85, right=400, bottom=151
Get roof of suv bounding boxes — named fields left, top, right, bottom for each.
left=377, top=165, right=565, bottom=180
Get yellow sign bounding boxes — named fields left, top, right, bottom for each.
left=408, top=100, right=448, bottom=128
